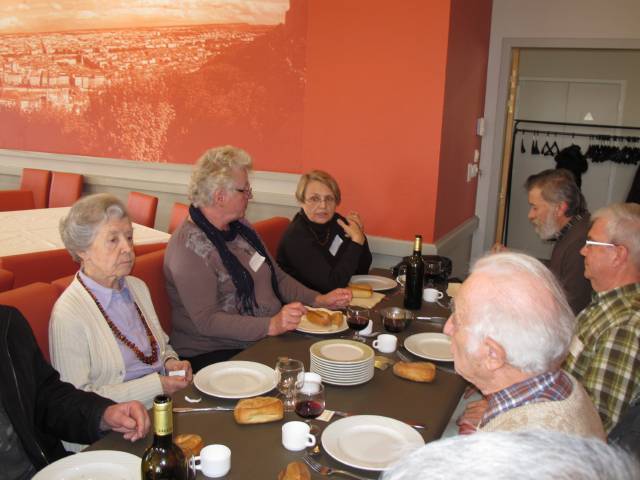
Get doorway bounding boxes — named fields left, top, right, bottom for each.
left=494, top=48, right=640, bottom=257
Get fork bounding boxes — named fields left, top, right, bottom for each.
left=303, top=454, right=372, bottom=480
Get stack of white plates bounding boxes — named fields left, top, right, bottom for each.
left=309, top=339, right=375, bottom=386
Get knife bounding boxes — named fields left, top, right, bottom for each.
left=173, top=406, right=235, bottom=413
left=332, top=410, right=426, bottom=430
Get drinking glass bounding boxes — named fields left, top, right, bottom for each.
left=295, top=383, right=325, bottom=419
left=275, top=357, right=304, bottom=412
left=346, top=306, right=370, bottom=342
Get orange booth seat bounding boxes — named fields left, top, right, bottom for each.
left=0, top=189, right=35, bottom=212
left=20, top=168, right=52, bottom=209
left=0, top=242, right=167, bottom=291
left=0, top=282, right=61, bottom=362
left=0, top=269, right=14, bottom=292
left=168, top=202, right=189, bottom=234
left=253, top=216, right=291, bottom=258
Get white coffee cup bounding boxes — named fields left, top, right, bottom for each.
left=372, top=334, right=398, bottom=353
left=298, top=372, right=322, bottom=394
left=193, top=444, right=231, bottom=478
left=423, top=288, right=444, bottom=303
left=282, top=421, right=316, bottom=451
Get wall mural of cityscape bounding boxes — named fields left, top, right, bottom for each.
left=0, top=0, right=307, bottom=167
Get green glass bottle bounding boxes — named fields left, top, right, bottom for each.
left=141, top=395, right=188, bottom=480
left=403, top=235, right=424, bottom=310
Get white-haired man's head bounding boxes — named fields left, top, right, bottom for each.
left=443, top=252, right=575, bottom=393
left=381, top=430, right=640, bottom=480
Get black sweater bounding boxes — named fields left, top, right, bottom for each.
left=0, top=305, right=114, bottom=472
left=276, top=210, right=372, bottom=293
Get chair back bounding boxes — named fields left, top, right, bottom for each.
left=131, top=249, right=172, bottom=334
left=168, top=202, right=189, bottom=234
left=49, top=172, right=83, bottom=208
left=0, top=282, right=60, bottom=361
left=0, top=268, right=14, bottom=292
left=20, top=168, right=51, bottom=209
left=127, top=191, right=158, bottom=228
left=0, top=190, right=35, bottom=212
left=253, top=216, right=291, bottom=257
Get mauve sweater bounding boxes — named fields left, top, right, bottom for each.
left=164, top=219, right=319, bottom=357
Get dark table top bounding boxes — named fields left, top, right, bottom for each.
left=89, top=276, right=466, bottom=479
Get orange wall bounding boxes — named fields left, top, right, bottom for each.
left=302, top=0, right=452, bottom=242
left=301, top=0, right=491, bottom=243
left=434, top=0, right=492, bottom=239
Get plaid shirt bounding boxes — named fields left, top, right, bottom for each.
left=563, top=282, right=640, bottom=432
left=480, top=370, right=573, bottom=428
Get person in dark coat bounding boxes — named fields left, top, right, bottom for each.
left=277, top=170, right=372, bottom=293
left=0, top=305, right=149, bottom=478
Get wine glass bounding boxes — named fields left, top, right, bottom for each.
left=275, top=357, right=304, bottom=412
left=295, top=383, right=325, bottom=419
left=346, top=306, right=370, bottom=342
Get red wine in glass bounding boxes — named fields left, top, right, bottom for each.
left=347, top=314, right=369, bottom=331
left=295, top=400, right=325, bottom=419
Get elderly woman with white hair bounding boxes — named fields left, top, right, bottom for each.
left=164, top=146, right=351, bottom=372
left=49, top=193, right=192, bottom=408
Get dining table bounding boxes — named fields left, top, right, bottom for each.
left=88, top=273, right=467, bottom=479
left=0, top=207, right=170, bottom=257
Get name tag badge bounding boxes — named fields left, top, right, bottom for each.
left=329, top=235, right=343, bottom=256
left=249, top=252, right=266, bottom=272
left=569, top=335, right=584, bottom=358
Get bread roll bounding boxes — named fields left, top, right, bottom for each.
left=393, top=361, right=436, bottom=383
left=348, top=283, right=373, bottom=298
left=234, top=396, right=284, bottom=424
left=306, top=309, right=331, bottom=326
left=174, top=433, right=204, bottom=458
left=278, top=461, right=311, bottom=480
left=329, top=311, right=344, bottom=326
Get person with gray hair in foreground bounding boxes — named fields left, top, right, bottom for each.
left=381, top=430, right=640, bottom=480
left=446, top=252, right=605, bottom=438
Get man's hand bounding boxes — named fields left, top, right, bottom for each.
left=315, top=288, right=352, bottom=309
left=268, top=302, right=306, bottom=335
left=456, top=398, right=489, bottom=435
left=101, top=401, right=150, bottom=442
left=491, top=243, right=508, bottom=254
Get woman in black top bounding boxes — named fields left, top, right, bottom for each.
left=277, top=170, right=372, bottom=293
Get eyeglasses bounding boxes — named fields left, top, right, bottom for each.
left=584, top=239, right=616, bottom=248
left=305, top=195, right=336, bottom=205
left=234, top=185, right=253, bottom=197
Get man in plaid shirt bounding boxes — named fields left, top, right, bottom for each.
left=564, top=203, right=640, bottom=433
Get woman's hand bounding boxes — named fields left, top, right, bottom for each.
left=337, top=212, right=365, bottom=245
left=315, top=288, right=352, bottom=309
left=268, top=302, right=306, bottom=336
left=165, top=358, right=193, bottom=383
left=159, top=374, right=190, bottom=395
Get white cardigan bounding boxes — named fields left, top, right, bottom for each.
left=49, top=275, right=177, bottom=409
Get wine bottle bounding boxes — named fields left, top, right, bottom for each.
left=141, top=395, right=188, bottom=480
left=403, top=235, right=424, bottom=310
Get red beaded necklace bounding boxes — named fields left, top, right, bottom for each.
left=77, top=273, right=159, bottom=365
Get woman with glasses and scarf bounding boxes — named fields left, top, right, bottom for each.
left=276, top=170, right=372, bottom=293
left=164, top=147, right=352, bottom=372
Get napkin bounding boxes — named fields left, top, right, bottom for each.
left=350, top=292, right=385, bottom=309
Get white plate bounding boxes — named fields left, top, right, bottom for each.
left=194, top=360, right=277, bottom=399
left=404, top=333, right=453, bottom=362
left=322, top=415, right=424, bottom=471
left=310, top=340, right=374, bottom=364
left=33, top=450, right=140, bottom=480
left=350, top=275, right=397, bottom=292
left=297, top=308, right=348, bottom=334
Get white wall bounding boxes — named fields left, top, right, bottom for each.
left=472, top=0, right=640, bottom=260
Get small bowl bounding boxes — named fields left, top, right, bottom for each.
left=379, top=307, right=414, bottom=333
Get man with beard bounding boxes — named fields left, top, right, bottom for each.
left=494, top=169, right=592, bottom=314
